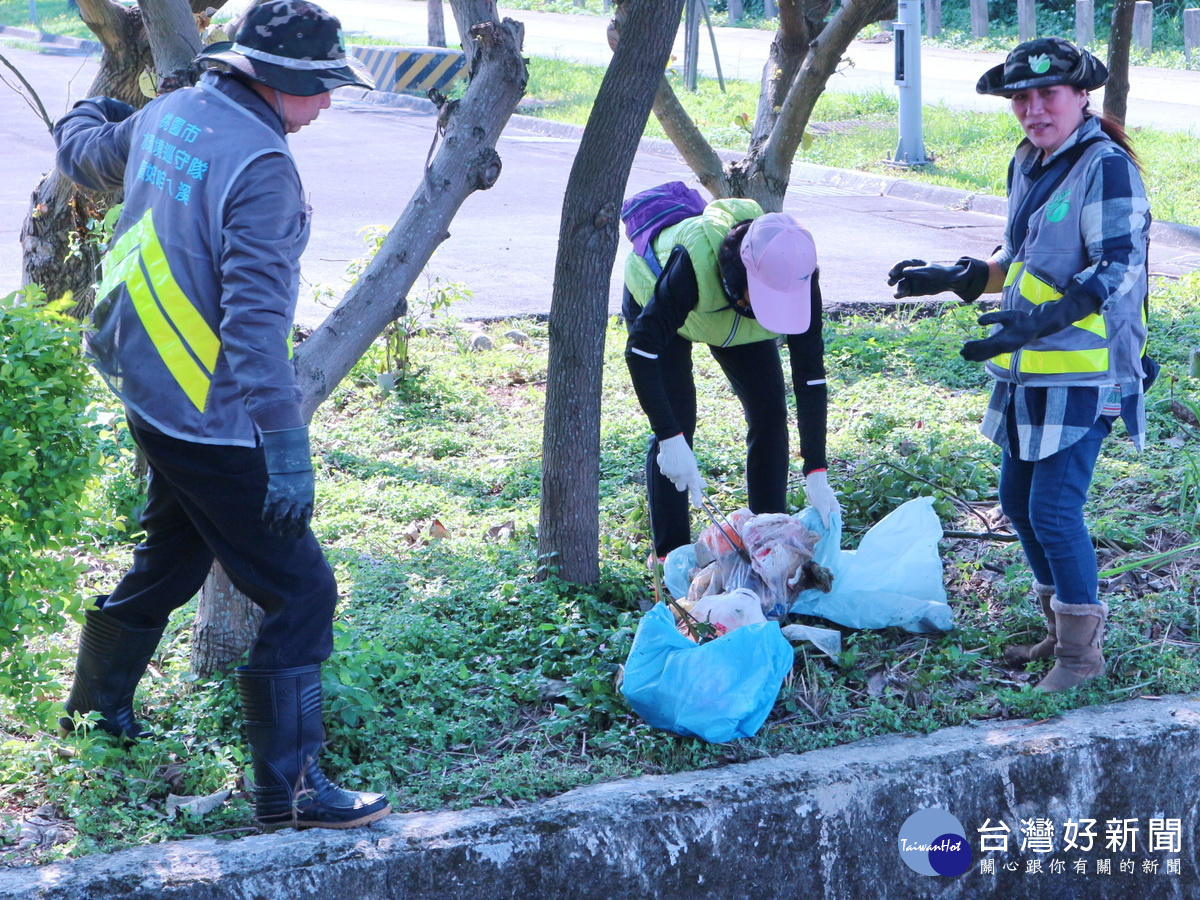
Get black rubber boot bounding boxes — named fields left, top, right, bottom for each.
left=236, top=664, right=392, bottom=831
left=59, top=606, right=165, bottom=740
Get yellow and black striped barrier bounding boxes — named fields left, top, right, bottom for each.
left=349, top=45, right=467, bottom=95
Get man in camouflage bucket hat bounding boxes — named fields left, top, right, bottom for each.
left=53, top=0, right=391, bottom=830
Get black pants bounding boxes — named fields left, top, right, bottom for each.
left=100, top=419, right=336, bottom=670
left=644, top=335, right=789, bottom=557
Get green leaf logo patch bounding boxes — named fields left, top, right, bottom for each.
left=1045, top=189, right=1071, bottom=223
left=1029, top=54, right=1052, bottom=74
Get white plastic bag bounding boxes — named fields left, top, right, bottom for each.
left=791, top=497, right=954, bottom=633
left=688, top=588, right=766, bottom=637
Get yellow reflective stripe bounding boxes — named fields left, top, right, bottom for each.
left=125, top=261, right=213, bottom=412
left=97, top=244, right=141, bottom=301
left=104, top=215, right=143, bottom=265
left=138, top=227, right=220, bottom=374
left=97, top=207, right=221, bottom=413
left=1018, top=267, right=1062, bottom=305
left=1003, top=262, right=1023, bottom=288
left=1071, top=311, right=1106, bottom=339
left=98, top=213, right=148, bottom=298
left=1018, top=347, right=1109, bottom=375
left=1016, top=265, right=1107, bottom=338
left=994, top=352, right=1013, bottom=369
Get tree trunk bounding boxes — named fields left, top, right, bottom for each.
left=191, top=0, right=528, bottom=676
left=756, top=0, right=890, bottom=207
left=428, top=0, right=446, bottom=47
left=1104, top=0, right=1135, bottom=126
left=537, top=0, right=687, bottom=584
left=293, top=10, right=527, bottom=417
left=190, top=565, right=263, bottom=678
left=139, top=0, right=204, bottom=92
left=21, top=0, right=149, bottom=305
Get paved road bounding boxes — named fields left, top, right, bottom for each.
left=2, top=9, right=1197, bottom=325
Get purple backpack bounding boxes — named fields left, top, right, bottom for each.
left=621, top=181, right=707, bottom=276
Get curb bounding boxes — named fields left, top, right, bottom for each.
left=3, top=695, right=1199, bottom=898
left=0, top=24, right=100, bottom=53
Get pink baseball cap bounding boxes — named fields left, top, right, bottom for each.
left=739, top=213, right=817, bottom=334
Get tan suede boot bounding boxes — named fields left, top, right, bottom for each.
left=1035, top=601, right=1107, bottom=692
left=1003, top=582, right=1057, bottom=665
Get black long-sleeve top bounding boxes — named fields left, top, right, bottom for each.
left=624, top=246, right=829, bottom=475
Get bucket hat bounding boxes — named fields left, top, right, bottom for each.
left=739, top=214, right=817, bottom=335
left=977, top=37, right=1107, bottom=97
left=195, top=0, right=374, bottom=97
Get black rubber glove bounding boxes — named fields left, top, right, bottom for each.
left=261, top=427, right=314, bottom=539
left=887, top=257, right=989, bottom=302
left=81, top=97, right=137, bottom=123
left=960, top=287, right=1099, bottom=362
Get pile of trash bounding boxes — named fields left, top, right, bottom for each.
left=621, top=498, right=955, bottom=744
left=673, top=509, right=833, bottom=626
left=663, top=499, right=954, bottom=639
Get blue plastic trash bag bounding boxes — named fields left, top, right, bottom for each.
left=662, top=545, right=698, bottom=601
left=620, top=603, right=794, bottom=743
left=791, top=497, right=954, bottom=634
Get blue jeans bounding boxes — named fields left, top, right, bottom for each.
left=999, top=415, right=1112, bottom=606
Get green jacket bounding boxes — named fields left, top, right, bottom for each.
left=624, top=199, right=779, bottom=347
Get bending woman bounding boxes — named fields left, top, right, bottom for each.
left=624, top=199, right=838, bottom=559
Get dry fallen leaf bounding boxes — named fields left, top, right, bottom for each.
left=166, top=789, right=232, bottom=819
left=485, top=520, right=515, bottom=542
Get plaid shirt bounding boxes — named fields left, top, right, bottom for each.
left=982, top=117, right=1150, bottom=461
left=981, top=381, right=1145, bottom=461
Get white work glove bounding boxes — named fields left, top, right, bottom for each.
left=656, top=434, right=706, bottom=508
left=805, top=469, right=839, bottom=529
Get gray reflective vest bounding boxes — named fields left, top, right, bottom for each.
left=986, top=133, right=1148, bottom=386
left=88, top=78, right=307, bottom=445
left=623, top=199, right=779, bottom=348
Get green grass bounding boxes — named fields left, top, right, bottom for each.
left=3, top=261, right=1200, bottom=864
left=0, top=0, right=92, bottom=40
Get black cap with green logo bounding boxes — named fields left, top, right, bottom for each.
left=977, top=37, right=1108, bottom=97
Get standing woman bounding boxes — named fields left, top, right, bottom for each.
left=623, top=198, right=839, bottom=560
left=888, top=38, right=1154, bottom=691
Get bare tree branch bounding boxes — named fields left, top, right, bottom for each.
left=295, top=13, right=528, bottom=416
left=611, top=0, right=892, bottom=211
left=0, top=51, right=53, bottom=133
left=609, top=3, right=727, bottom=197
left=762, top=0, right=891, bottom=194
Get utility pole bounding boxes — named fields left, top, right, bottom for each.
left=892, top=0, right=928, bottom=166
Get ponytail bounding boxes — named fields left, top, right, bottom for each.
left=1086, top=107, right=1141, bottom=170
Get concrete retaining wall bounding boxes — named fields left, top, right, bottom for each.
left=3, top=696, right=1198, bottom=899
